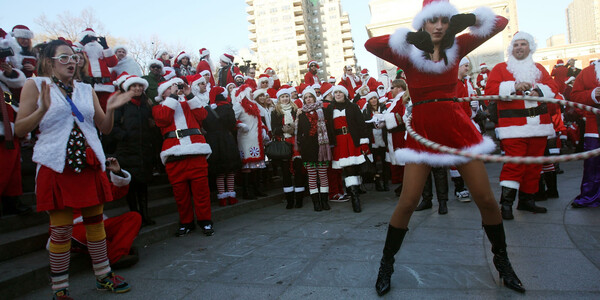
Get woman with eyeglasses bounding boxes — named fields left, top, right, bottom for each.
left=15, top=39, right=133, bottom=299
left=365, top=0, right=523, bottom=296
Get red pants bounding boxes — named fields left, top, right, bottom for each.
left=0, top=141, right=22, bottom=196
left=165, top=156, right=211, bottom=224
left=72, top=212, right=142, bottom=263
left=327, top=167, right=343, bottom=197
left=500, top=137, right=546, bottom=194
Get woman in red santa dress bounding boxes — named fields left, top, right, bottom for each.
left=234, top=84, right=269, bottom=199
left=15, top=39, right=132, bottom=299
left=365, top=0, right=524, bottom=295
left=152, top=78, right=214, bottom=237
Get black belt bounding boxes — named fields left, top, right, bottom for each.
left=412, top=98, right=456, bottom=106
left=92, top=77, right=112, bottom=84
left=165, top=154, right=199, bottom=163
left=335, top=126, right=349, bottom=135
left=499, top=104, right=547, bottom=118
left=163, top=128, right=202, bottom=139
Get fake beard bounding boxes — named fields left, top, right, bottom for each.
left=84, top=41, right=104, bottom=61
left=506, top=54, right=540, bottom=85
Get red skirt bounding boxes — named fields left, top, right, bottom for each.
left=36, top=164, right=113, bottom=212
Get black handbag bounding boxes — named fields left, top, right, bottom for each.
left=265, top=140, right=292, bottom=160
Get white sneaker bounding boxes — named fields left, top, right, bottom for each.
left=455, top=190, right=471, bottom=202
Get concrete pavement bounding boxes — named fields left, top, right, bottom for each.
left=19, top=160, right=600, bottom=299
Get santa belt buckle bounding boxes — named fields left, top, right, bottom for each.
left=527, top=107, right=537, bottom=118
left=341, top=126, right=348, bottom=134
left=175, top=129, right=184, bottom=139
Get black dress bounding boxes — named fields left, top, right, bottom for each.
left=203, top=103, right=242, bottom=175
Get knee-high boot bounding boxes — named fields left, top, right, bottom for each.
left=253, top=170, right=267, bottom=197
left=295, top=188, right=304, bottom=208
left=138, top=185, right=155, bottom=226
left=320, top=193, right=330, bottom=210
left=517, top=191, right=547, bottom=213
left=349, top=185, right=362, bottom=213
left=311, top=193, right=322, bottom=211
left=242, top=173, right=256, bottom=200
left=433, top=168, right=448, bottom=215
left=415, top=174, right=433, bottom=211
left=500, top=187, right=517, bottom=220
left=482, top=223, right=526, bottom=293
left=285, top=192, right=294, bottom=209
left=534, top=176, right=547, bottom=201
left=544, top=171, right=559, bottom=198
left=375, top=225, right=408, bottom=296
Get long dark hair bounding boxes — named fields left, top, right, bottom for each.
left=37, top=39, right=71, bottom=77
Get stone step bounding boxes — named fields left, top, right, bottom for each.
left=0, top=193, right=284, bottom=300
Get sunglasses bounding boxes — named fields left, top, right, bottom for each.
left=52, top=54, right=81, bottom=65
left=150, top=65, right=162, bottom=69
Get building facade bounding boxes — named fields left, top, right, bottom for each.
left=247, top=0, right=357, bottom=85
left=366, top=0, right=518, bottom=78
left=566, top=0, right=600, bottom=44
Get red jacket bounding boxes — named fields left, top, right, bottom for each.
left=570, top=61, right=600, bottom=135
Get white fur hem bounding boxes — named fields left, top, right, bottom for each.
left=359, top=138, right=370, bottom=144
left=470, top=7, right=496, bottom=38
left=110, top=169, right=131, bottom=187
left=294, top=187, right=305, bottom=192
left=344, top=175, right=361, bottom=187
left=332, top=154, right=366, bottom=169
left=394, top=135, right=496, bottom=167
left=93, top=84, right=115, bottom=93
left=310, top=188, right=319, bottom=195
left=383, top=112, right=399, bottom=129
left=187, top=97, right=202, bottom=110
left=319, top=186, right=329, bottom=193
left=0, top=69, right=26, bottom=88
left=217, top=193, right=228, bottom=199
left=500, top=180, right=520, bottom=190
left=160, top=143, right=212, bottom=165
left=162, top=97, right=179, bottom=110
left=496, top=124, right=555, bottom=139
left=283, top=186, right=294, bottom=193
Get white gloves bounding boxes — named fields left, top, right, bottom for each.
left=237, top=123, right=250, bottom=133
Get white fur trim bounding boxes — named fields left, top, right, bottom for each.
left=217, top=193, right=228, bottom=199
left=187, top=97, right=203, bottom=110
left=148, top=59, right=164, bottom=70
left=110, top=169, right=131, bottom=187
left=449, top=169, right=460, bottom=177
left=276, top=88, right=292, bottom=99
left=162, top=97, right=179, bottom=110
left=93, top=84, right=115, bottom=93
left=365, top=91, right=379, bottom=102
left=470, top=7, right=497, bottom=38
left=103, top=48, right=115, bottom=58
left=359, top=138, right=370, bottom=145
left=389, top=28, right=412, bottom=56
left=253, top=88, right=268, bottom=99
left=283, top=186, right=294, bottom=193
left=412, top=1, right=458, bottom=30
left=11, top=28, right=34, bottom=39
left=333, top=109, right=346, bottom=118
left=122, top=77, right=149, bottom=92
left=408, top=40, right=459, bottom=74
left=592, top=88, right=600, bottom=104
left=500, top=180, right=520, bottom=190
left=509, top=31, right=537, bottom=55
left=309, top=188, right=319, bottom=194
left=394, top=135, right=496, bottom=167
left=294, top=186, right=305, bottom=192
left=549, top=148, right=560, bottom=154
left=160, top=143, right=212, bottom=165
left=176, top=52, right=191, bottom=62
left=344, top=175, right=361, bottom=187
left=331, top=85, right=348, bottom=97
left=498, top=81, right=516, bottom=96
left=220, top=54, right=232, bottom=64
left=332, top=154, right=366, bottom=169
left=0, top=68, right=26, bottom=88
left=319, top=186, right=329, bottom=193
left=536, top=83, right=555, bottom=98
left=383, top=112, right=399, bottom=130
left=496, top=123, right=555, bottom=139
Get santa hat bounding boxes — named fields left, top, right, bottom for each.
left=479, top=63, right=488, bottom=70
left=71, top=41, right=84, bottom=53
left=311, top=83, right=321, bottom=90
left=148, top=59, right=164, bottom=70
left=78, top=27, right=98, bottom=42
left=114, top=45, right=127, bottom=53
left=380, top=70, right=388, bottom=75
left=307, top=60, right=319, bottom=69
left=360, top=69, right=369, bottom=76
left=256, top=74, right=273, bottom=88
left=460, top=57, right=470, bottom=67
left=155, top=50, right=170, bottom=59
left=267, top=89, right=277, bottom=99
left=220, top=53, right=234, bottom=64
left=11, top=25, right=33, bottom=39
left=276, top=87, right=293, bottom=99
left=296, top=83, right=309, bottom=95
left=113, top=72, right=130, bottom=88
left=122, top=75, right=149, bottom=92
left=155, top=78, right=179, bottom=102
left=328, top=76, right=336, bottom=83
left=412, top=0, right=458, bottom=30
left=163, top=67, right=175, bottom=80
left=331, top=85, right=349, bottom=97
left=234, top=72, right=244, bottom=81
left=302, top=87, right=318, bottom=101
left=264, top=67, right=274, bottom=73
left=199, top=70, right=211, bottom=77
left=198, top=48, right=210, bottom=58
left=253, top=88, right=268, bottom=99
left=175, top=51, right=190, bottom=63
left=556, top=59, right=564, bottom=66
left=365, top=91, right=379, bottom=101
left=320, top=82, right=333, bottom=98
left=210, top=86, right=228, bottom=104
left=186, top=74, right=206, bottom=88
left=508, top=31, right=537, bottom=56
left=234, top=84, right=253, bottom=101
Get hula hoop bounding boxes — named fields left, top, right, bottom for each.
left=405, top=95, right=600, bottom=164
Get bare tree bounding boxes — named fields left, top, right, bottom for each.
left=34, top=7, right=106, bottom=43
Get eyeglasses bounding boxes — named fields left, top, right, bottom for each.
left=52, top=54, right=80, bottom=65
left=150, top=65, right=162, bottom=69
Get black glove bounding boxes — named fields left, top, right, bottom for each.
left=98, top=36, right=109, bottom=49
left=440, top=14, right=476, bottom=50
left=406, top=31, right=434, bottom=54
left=80, top=35, right=94, bottom=46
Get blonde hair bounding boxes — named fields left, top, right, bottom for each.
left=274, top=96, right=298, bottom=116
left=392, top=79, right=410, bottom=104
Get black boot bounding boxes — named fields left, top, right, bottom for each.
left=138, top=186, right=155, bottom=226
left=320, top=193, right=330, bottom=210
left=375, top=225, right=408, bottom=296
left=311, top=194, right=322, bottom=211
left=253, top=171, right=267, bottom=197
left=500, top=187, right=517, bottom=220
left=438, top=200, right=448, bottom=215
left=242, top=173, right=256, bottom=200
left=349, top=186, right=362, bottom=213
left=294, top=191, right=304, bottom=208
left=1, top=196, right=32, bottom=216
left=534, top=176, right=547, bottom=201
left=544, top=171, right=559, bottom=198
left=375, top=176, right=385, bottom=192
left=415, top=174, right=433, bottom=211
left=517, top=191, right=547, bottom=213
left=285, top=192, right=294, bottom=209
left=482, top=223, right=526, bottom=293
left=433, top=168, right=449, bottom=215
left=415, top=198, right=432, bottom=211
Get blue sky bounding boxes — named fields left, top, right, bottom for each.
left=0, top=0, right=571, bottom=73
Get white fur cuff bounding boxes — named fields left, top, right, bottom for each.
left=383, top=112, right=399, bottom=130
left=110, top=169, right=131, bottom=187
left=0, top=69, right=26, bottom=88
left=470, top=7, right=496, bottom=38
left=359, top=138, right=370, bottom=145
left=103, top=48, right=115, bottom=58
left=388, top=28, right=411, bottom=57
left=187, top=97, right=202, bottom=110
left=499, top=81, right=516, bottom=96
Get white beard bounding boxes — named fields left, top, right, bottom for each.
left=506, top=54, right=540, bottom=85
left=83, top=41, right=104, bottom=60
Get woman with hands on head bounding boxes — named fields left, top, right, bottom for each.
left=15, top=39, right=133, bottom=299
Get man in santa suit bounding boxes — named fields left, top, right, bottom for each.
left=551, top=59, right=568, bottom=94
left=79, top=28, right=118, bottom=111
left=244, top=67, right=257, bottom=90
left=0, top=51, right=31, bottom=216
left=328, top=76, right=336, bottom=85
left=486, top=31, right=559, bottom=220
left=339, top=65, right=361, bottom=99
left=264, top=67, right=281, bottom=90
left=476, top=63, right=489, bottom=93
left=570, top=59, right=600, bottom=208
left=359, top=69, right=381, bottom=96
left=110, top=45, right=142, bottom=80
left=217, top=53, right=240, bottom=87
left=304, top=60, right=320, bottom=85
left=378, top=70, right=392, bottom=93
left=195, top=48, right=216, bottom=88
left=152, top=78, right=214, bottom=237
left=9, top=25, right=37, bottom=78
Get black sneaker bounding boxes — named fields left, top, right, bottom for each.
left=202, top=224, right=214, bottom=236
left=175, top=223, right=194, bottom=237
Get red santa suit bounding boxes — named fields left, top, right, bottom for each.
left=339, top=72, right=361, bottom=99
left=152, top=89, right=213, bottom=226
left=79, top=28, right=118, bottom=111
left=381, top=91, right=407, bottom=184
left=365, top=6, right=506, bottom=167
left=0, top=68, right=26, bottom=198
left=550, top=61, right=569, bottom=95
left=304, top=71, right=319, bottom=86
left=195, top=48, right=216, bottom=87
left=476, top=65, right=489, bottom=92
left=485, top=41, right=558, bottom=194
left=8, top=25, right=37, bottom=78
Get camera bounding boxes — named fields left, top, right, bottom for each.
left=523, top=90, right=531, bottom=96
left=177, top=83, right=184, bottom=90
left=0, top=47, right=14, bottom=60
